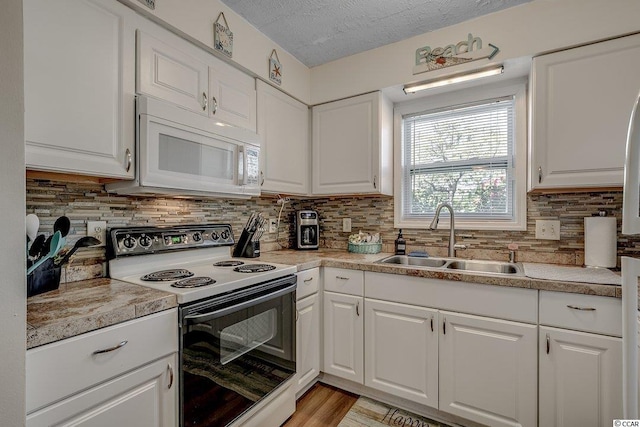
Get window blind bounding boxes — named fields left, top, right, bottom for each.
left=402, top=97, right=515, bottom=221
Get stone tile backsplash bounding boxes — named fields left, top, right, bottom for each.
left=27, top=177, right=640, bottom=283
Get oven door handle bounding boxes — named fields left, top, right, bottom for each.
left=183, top=283, right=296, bottom=325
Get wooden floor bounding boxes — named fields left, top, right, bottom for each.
left=282, top=383, right=359, bottom=427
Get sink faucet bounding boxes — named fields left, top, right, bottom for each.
left=428, top=202, right=464, bottom=257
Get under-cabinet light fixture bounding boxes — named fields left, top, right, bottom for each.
left=403, top=65, right=504, bottom=94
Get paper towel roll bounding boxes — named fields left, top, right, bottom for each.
left=584, top=216, right=617, bottom=268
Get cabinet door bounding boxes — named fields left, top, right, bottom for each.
left=530, top=33, right=640, bottom=189
left=137, top=30, right=209, bottom=115
left=209, top=62, right=256, bottom=131
left=24, top=0, right=135, bottom=178
left=296, top=293, right=320, bottom=393
left=439, top=311, right=537, bottom=427
left=27, top=353, right=177, bottom=427
left=323, top=291, right=364, bottom=383
left=364, top=299, right=438, bottom=408
left=257, top=80, right=310, bottom=195
left=539, top=326, right=622, bottom=427
left=312, top=92, right=391, bottom=195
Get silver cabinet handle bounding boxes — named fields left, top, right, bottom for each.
left=546, top=333, right=550, bottom=354
left=430, top=316, right=434, bottom=332
left=373, top=175, right=377, bottom=189
left=336, top=276, right=349, bottom=280
left=356, top=301, right=360, bottom=317
left=567, top=305, right=596, bottom=311
left=167, top=363, right=174, bottom=389
left=538, top=166, right=542, bottom=184
left=93, top=340, right=128, bottom=355
left=202, top=92, right=208, bottom=111
left=125, top=148, right=132, bottom=172
left=295, top=308, right=299, bottom=322
left=443, top=318, right=446, bottom=335
left=303, top=277, right=313, bottom=283
left=211, top=96, right=218, bottom=114
left=260, top=171, right=265, bottom=186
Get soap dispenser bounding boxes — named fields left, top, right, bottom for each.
left=394, top=229, right=406, bottom=255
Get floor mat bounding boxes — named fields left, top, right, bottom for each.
left=338, top=396, right=454, bottom=427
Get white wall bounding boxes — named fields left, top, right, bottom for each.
left=119, top=0, right=312, bottom=104
left=0, top=0, right=26, bottom=425
left=310, top=0, right=640, bottom=104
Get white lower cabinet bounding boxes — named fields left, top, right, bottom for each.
left=364, top=299, right=439, bottom=408
left=26, top=309, right=178, bottom=426
left=296, top=292, right=321, bottom=393
left=27, top=353, right=177, bottom=427
left=323, top=291, right=364, bottom=383
left=439, top=311, right=537, bottom=427
left=539, top=326, right=622, bottom=427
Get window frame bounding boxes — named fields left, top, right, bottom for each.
left=393, top=79, right=528, bottom=231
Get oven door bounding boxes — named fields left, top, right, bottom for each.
left=179, top=276, right=296, bottom=427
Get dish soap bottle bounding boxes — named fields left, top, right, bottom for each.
left=394, top=229, right=406, bottom=255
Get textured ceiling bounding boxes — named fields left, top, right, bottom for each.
left=220, top=0, right=532, bottom=67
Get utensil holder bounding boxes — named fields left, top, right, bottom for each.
left=27, top=258, right=61, bottom=297
left=233, top=229, right=253, bottom=257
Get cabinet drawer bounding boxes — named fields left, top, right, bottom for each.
left=27, top=309, right=178, bottom=414
left=539, top=291, right=621, bottom=336
left=297, top=268, right=319, bottom=300
left=324, top=267, right=363, bottom=296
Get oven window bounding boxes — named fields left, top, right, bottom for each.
left=181, top=291, right=295, bottom=427
left=220, top=308, right=277, bottom=365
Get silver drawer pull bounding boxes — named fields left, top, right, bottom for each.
left=303, top=277, right=314, bottom=283
left=336, top=276, right=349, bottom=280
left=567, top=305, right=596, bottom=311
left=92, top=340, right=128, bottom=355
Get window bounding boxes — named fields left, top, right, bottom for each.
left=394, top=81, right=527, bottom=230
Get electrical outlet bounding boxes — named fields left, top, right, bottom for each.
left=535, top=219, right=561, bottom=240
left=269, top=218, right=278, bottom=233
left=87, top=221, right=107, bottom=246
left=343, top=218, right=352, bottom=232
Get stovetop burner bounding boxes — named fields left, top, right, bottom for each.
left=233, top=264, right=277, bottom=273
left=141, top=269, right=194, bottom=281
left=213, top=260, right=245, bottom=267
left=171, top=276, right=216, bottom=288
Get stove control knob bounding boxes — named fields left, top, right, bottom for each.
left=122, top=235, right=137, bottom=250
left=139, top=234, right=152, bottom=248
left=210, top=231, right=219, bottom=241
left=192, top=232, right=202, bottom=242
left=220, top=230, right=230, bottom=240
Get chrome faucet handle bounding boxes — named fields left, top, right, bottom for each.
left=509, top=250, right=516, bottom=263
left=454, top=243, right=467, bottom=251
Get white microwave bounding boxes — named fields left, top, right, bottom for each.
left=107, top=96, right=260, bottom=198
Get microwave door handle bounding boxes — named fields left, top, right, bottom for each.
left=238, top=146, right=246, bottom=186
left=623, top=91, right=640, bottom=235
left=183, top=283, right=296, bottom=325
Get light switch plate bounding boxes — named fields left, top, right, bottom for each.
left=87, top=221, right=107, bottom=246
left=269, top=218, right=277, bottom=234
left=535, top=219, right=561, bottom=240
left=343, top=218, right=352, bottom=232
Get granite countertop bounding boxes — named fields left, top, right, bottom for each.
left=259, top=249, right=625, bottom=299
left=27, top=249, right=628, bottom=349
left=27, top=278, right=177, bottom=349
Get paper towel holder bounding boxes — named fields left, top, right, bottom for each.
left=584, top=210, right=618, bottom=269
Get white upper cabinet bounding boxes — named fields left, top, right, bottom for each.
left=257, top=80, right=309, bottom=195
left=530, top=33, right=640, bottom=190
left=137, top=30, right=209, bottom=116
left=312, top=92, right=393, bottom=195
left=209, top=62, right=256, bottom=132
left=137, top=28, right=257, bottom=132
left=24, top=0, right=136, bottom=178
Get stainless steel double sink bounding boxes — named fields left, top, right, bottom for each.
left=377, top=255, right=522, bottom=275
